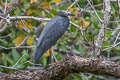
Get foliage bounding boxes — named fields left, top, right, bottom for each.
left=0, top=0, right=119, bottom=80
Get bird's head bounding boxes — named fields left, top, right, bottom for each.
left=58, top=10, right=75, bottom=17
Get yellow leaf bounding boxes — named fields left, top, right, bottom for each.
left=26, top=36, right=34, bottom=46
left=68, top=8, right=74, bottom=12
left=53, top=0, right=61, bottom=3
left=30, top=0, right=37, bottom=4
left=15, top=34, right=25, bottom=47
left=80, top=17, right=90, bottom=28
left=18, top=21, right=23, bottom=30
left=18, top=20, right=26, bottom=30
left=44, top=49, right=50, bottom=57
left=41, top=1, right=51, bottom=10
left=83, top=21, right=90, bottom=28
left=26, top=24, right=33, bottom=30
left=68, top=8, right=77, bottom=12
left=68, top=8, right=79, bottom=17
left=18, top=20, right=33, bottom=30
left=26, top=9, right=33, bottom=16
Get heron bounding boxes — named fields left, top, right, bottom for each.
left=34, top=10, right=74, bottom=63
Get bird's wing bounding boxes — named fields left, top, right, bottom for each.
left=34, top=16, right=69, bottom=62
left=37, top=16, right=59, bottom=47
left=41, top=16, right=69, bottom=46
left=37, top=16, right=67, bottom=48
left=40, top=16, right=69, bottom=52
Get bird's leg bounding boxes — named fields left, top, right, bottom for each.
left=67, top=45, right=75, bottom=56
left=66, top=51, right=70, bottom=57
left=46, top=47, right=57, bottom=67
left=46, top=47, right=58, bottom=68
left=50, top=47, right=57, bottom=62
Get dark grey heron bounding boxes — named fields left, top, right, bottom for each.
left=34, top=10, right=74, bottom=62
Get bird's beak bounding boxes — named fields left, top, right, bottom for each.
left=67, top=12, right=75, bottom=16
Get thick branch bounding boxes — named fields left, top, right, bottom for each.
left=0, top=56, right=120, bottom=80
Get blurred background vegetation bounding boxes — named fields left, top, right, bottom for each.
left=0, top=0, right=119, bottom=79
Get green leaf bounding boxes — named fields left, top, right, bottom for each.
left=70, top=24, right=77, bottom=32
left=12, top=49, right=20, bottom=62
left=3, top=0, right=11, bottom=3
left=14, top=8, right=21, bottom=16
left=71, top=73, right=82, bottom=80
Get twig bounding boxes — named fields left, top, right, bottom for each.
left=9, top=16, right=50, bottom=21
left=16, top=61, right=42, bottom=69
left=0, top=46, right=35, bottom=49
left=17, top=34, right=29, bottom=47
left=21, top=19, right=30, bottom=33
left=87, top=0, right=102, bottom=22
left=0, top=33, right=11, bottom=38
left=70, top=21, right=94, bottom=47
left=0, top=23, right=8, bottom=33
left=0, top=65, right=21, bottom=71
left=0, top=16, right=7, bottom=20
left=103, top=42, right=120, bottom=51
left=109, top=20, right=120, bottom=23
left=113, top=31, right=120, bottom=45
left=70, top=21, right=83, bottom=31
left=12, top=53, right=26, bottom=68
left=9, top=16, right=83, bottom=32
left=112, top=23, right=120, bottom=35
left=67, top=0, right=79, bottom=10
left=3, top=0, right=7, bottom=14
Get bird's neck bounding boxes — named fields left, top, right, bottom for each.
left=58, top=14, right=68, bottom=17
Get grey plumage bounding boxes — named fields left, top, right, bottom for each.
left=34, top=10, right=74, bottom=62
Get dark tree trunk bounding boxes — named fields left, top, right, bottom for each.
left=0, top=56, right=120, bottom=80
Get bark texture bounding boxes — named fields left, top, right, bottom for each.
left=0, top=56, right=120, bottom=80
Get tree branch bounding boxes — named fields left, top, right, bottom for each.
left=0, top=0, right=19, bottom=33
left=0, top=56, right=120, bottom=80
left=9, top=16, right=50, bottom=22
left=8, top=16, right=83, bottom=31
left=95, top=0, right=111, bottom=56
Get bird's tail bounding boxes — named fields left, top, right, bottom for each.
left=33, top=47, right=43, bottom=63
